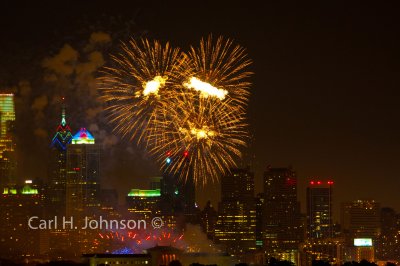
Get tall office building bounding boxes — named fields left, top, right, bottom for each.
left=214, top=167, right=256, bottom=255
left=263, top=167, right=303, bottom=262
left=66, top=128, right=100, bottom=218
left=306, top=180, right=333, bottom=239
left=160, top=172, right=198, bottom=227
left=0, top=181, right=42, bottom=259
left=66, top=128, right=101, bottom=255
left=126, top=188, right=161, bottom=220
left=200, top=200, right=218, bottom=240
left=341, top=199, right=380, bottom=262
left=48, top=99, right=73, bottom=216
left=378, top=208, right=400, bottom=261
left=255, top=193, right=265, bottom=249
left=0, top=93, right=16, bottom=188
left=341, top=200, right=380, bottom=242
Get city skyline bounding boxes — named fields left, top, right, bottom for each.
left=0, top=2, right=399, bottom=264
left=1, top=2, right=399, bottom=215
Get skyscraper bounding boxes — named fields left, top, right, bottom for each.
left=214, top=167, right=256, bottom=255
left=263, top=167, right=303, bottom=261
left=200, top=200, right=218, bottom=240
left=306, top=180, right=334, bottom=239
left=66, top=128, right=100, bottom=255
left=0, top=93, right=16, bottom=188
left=48, top=98, right=73, bottom=216
left=66, top=128, right=100, bottom=218
left=126, top=188, right=161, bottom=220
left=0, top=180, right=42, bottom=259
left=378, top=208, right=400, bottom=261
left=341, top=200, right=380, bottom=241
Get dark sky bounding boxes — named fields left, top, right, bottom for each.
left=1, top=1, right=400, bottom=220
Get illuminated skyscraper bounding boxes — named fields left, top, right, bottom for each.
left=307, top=180, right=334, bottom=239
left=48, top=98, right=73, bottom=216
left=0, top=93, right=16, bottom=188
left=215, top=167, right=256, bottom=255
left=66, top=128, right=100, bottom=217
left=263, top=167, right=303, bottom=262
left=66, top=128, right=100, bottom=255
left=126, top=188, right=161, bottom=220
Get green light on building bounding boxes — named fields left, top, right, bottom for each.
left=21, top=185, right=38, bottom=195
left=127, top=189, right=161, bottom=197
left=3, top=187, right=17, bottom=195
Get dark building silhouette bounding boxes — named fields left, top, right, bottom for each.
left=214, top=167, right=256, bottom=255
left=306, top=180, right=333, bottom=239
left=159, top=172, right=198, bottom=229
left=341, top=200, right=380, bottom=244
left=378, top=207, right=400, bottom=261
left=255, top=193, right=264, bottom=248
left=200, top=200, right=218, bottom=240
left=263, top=167, right=303, bottom=262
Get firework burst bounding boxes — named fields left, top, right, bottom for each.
left=183, top=35, right=252, bottom=108
left=98, top=38, right=188, bottom=145
left=148, top=96, right=248, bottom=185
left=98, top=36, right=252, bottom=185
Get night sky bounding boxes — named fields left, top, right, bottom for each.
left=1, top=1, right=400, bottom=220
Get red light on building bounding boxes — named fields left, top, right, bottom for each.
left=310, top=181, right=315, bottom=185
left=317, top=181, right=321, bottom=185
left=166, top=151, right=171, bottom=156
left=327, top=181, right=334, bottom=185
left=73, top=167, right=80, bottom=171
left=183, top=150, right=189, bottom=157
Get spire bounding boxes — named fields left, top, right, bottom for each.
left=50, top=96, right=73, bottom=151
left=61, top=96, right=66, bottom=127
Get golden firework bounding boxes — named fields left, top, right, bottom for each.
left=147, top=96, right=248, bottom=185
left=99, top=36, right=252, bottom=185
left=98, top=38, right=188, bottom=145
left=183, top=35, right=252, bottom=108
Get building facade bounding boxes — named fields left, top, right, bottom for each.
left=214, top=167, right=256, bottom=255
left=0, top=93, right=16, bottom=189
left=307, top=180, right=334, bottom=239
left=66, top=128, right=101, bottom=255
left=263, top=167, right=303, bottom=262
